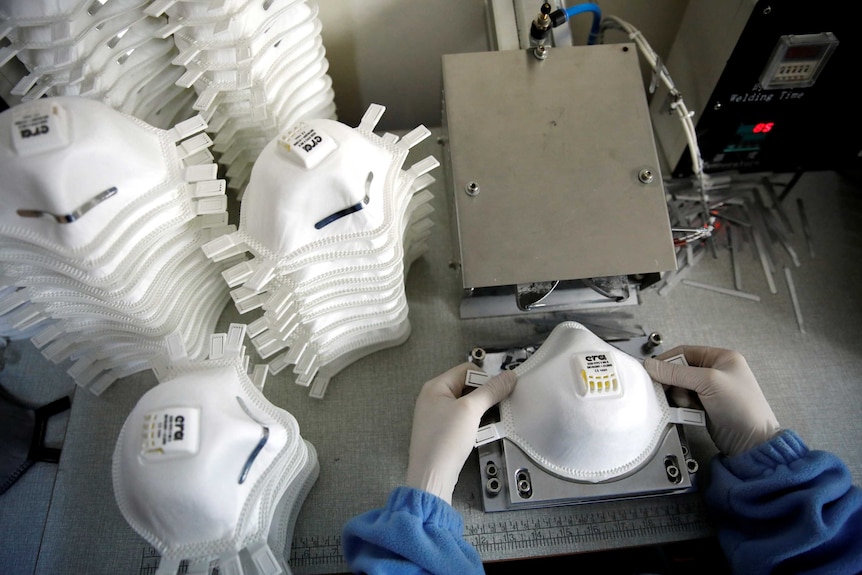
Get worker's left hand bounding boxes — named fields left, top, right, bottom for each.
left=405, top=363, right=517, bottom=504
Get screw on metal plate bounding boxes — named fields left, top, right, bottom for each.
left=533, top=45, right=549, bottom=60
left=638, top=169, right=655, bottom=184
left=713, top=101, right=722, bottom=110
left=485, top=477, right=502, bottom=496
left=470, top=347, right=486, bottom=366
left=642, top=331, right=663, bottom=354
left=485, top=461, right=498, bottom=477
left=762, top=5, right=772, bottom=14
left=665, top=456, right=681, bottom=483
left=515, top=468, right=533, bottom=498
left=465, top=181, right=480, bottom=196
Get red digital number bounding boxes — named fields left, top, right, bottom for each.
left=753, top=122, right=774, bottom=134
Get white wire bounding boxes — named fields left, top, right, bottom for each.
left=602, top=15, right=704, bottom=179
left=603, top=15, right=713, bottom=244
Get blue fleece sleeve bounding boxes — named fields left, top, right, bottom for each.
left=341, top=486, right=485, bottom=575
left=705, top=429, right=862, bottom=575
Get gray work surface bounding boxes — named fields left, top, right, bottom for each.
left=1, top=128, right=861, bottom=575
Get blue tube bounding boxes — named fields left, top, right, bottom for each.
left=564, top=2, right=602, bottom=45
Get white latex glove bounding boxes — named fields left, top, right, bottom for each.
left=405, top=362, right=517, bottom=504
left=643, top=346, right=780, bottom=456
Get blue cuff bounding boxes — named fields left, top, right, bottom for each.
left=385, top=486, right=466, bottom=531
left=342, top=486, right=484, bottom=575
left=719, top=429, right=809, bottom=480
left=706, top=429, right=862, bottom=575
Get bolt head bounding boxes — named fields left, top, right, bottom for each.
left=638, top=169, right=654, bottom=184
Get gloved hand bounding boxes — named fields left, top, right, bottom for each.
left=643, top=346, right=780, bottom=456
left=405, top=363, right=517, bottom=504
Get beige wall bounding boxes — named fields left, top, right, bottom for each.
left=316, top=0, right=690, bottom=131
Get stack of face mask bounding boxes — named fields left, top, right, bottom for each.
left=146, top=0, right=337, bottom=194
left=0, top=96, right=234, bottom=395
left=0, top=0, right=196, bottom=129
left=114, top=324, right=319, bottom=575
left=202, top=105, right=437, bottom=398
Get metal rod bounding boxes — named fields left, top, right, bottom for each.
left=778, top=170, right=804, bottom=203
left=762, top=177, right=794, bottom=233
left=764, top=210, right=801, bottom=268
left=797, top=198, right=815, bottom=258
left=729, top=225, right=743, bottom=291
left=746, top=200, right=777, bottom=294
left=784, top=267, right=805, bottom=333
left=750, top=193, right=777, bottom=271
left=658, top=248, right=705, bottom=296
left=681, top=279, right=761, bottom=302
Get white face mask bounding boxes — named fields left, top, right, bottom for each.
left=112, top=333, right=318, bottom=574
left=208, top=47, right=327, bottom=152
left=1, top=98, right=166, bottom=253
left=485, top=322, right=672, bottom=483
left=173, top=0, right=314, bottom=54
left=9, top=7, right=157, bottom=76
left=202, top=106, right=437, bottom=397
left=195, top=36, right=323, bottom=124
left=0, top=97, right=231, bottom=393
left=204, top=109, right=435, bottom=267
left=74, top=24, right=176, bottom=91
left=1, top=0, right=151, bottom=47
left=134, top=72, right=198, bottom=131
left=164, top=0, right=332, bottom=197
left=0, top=97, right=226, bottom=261
left=155, top=0, right=254, bottom=25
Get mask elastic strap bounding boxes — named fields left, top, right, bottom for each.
left=467, top=369, right=509, bottom=447
left=668, top=407, right=706, bottom=426
left=209, top=323, right=248, bottom=361
left=358, top=104, right=385, bottom=132
left=475, top=422, right=505, bottom=448
left=264, top=289, right=295, bottom=320
left=222, top=259, right=259, bottom=288
left=411, top=173, right=436, bottom=193
left=144, top=0, right=179, bottom=18
left=202, top=231, right=243, bottom=261
left=244, top=542, right=283, bottom=575
left=251, top=364, right=268, bottom=391
left=0, top=45, right=19, bottom=67
left=404, top=157, right=441, bottom=196
left=397, top=125, right=431, bottom=151
left=294, top=353, right=319, bottom=387
left=154, top=556, right=182, bottom=575
left=0, top=289, right=30, bottom=316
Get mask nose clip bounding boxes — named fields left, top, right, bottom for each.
left=235, top=396, right=270, bottom=484
left=16, top=186, right=118, bottom=223
left=313, top=171, right=374, bottom=229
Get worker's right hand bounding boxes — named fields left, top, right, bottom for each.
left=643, top=346, right=780, bottom=456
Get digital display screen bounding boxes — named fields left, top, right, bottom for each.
left=784, top=44, right=824, bottom=60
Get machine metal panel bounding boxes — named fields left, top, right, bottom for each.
left=442, top=44, right=676, bottom=289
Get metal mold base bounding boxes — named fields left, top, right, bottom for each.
left=478, top=426, right=697, bottom=513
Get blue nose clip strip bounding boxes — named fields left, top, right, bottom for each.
left=313, top=172, right=373, bottom=230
